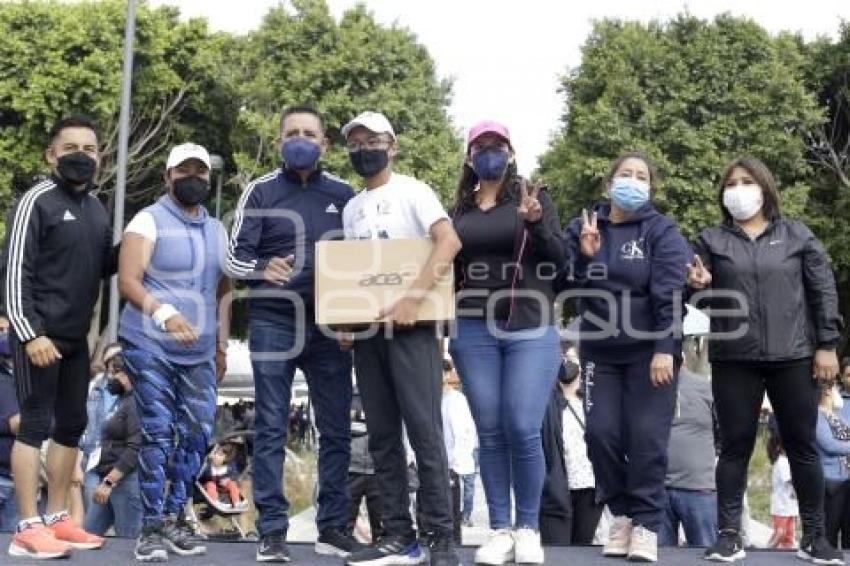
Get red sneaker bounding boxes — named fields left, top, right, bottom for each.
left=8, top=522, right=73, bottom=559
left=47, top=513, right=105, bottom=550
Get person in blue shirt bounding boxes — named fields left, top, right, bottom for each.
left=0, top=315, right=21, bottom=533
left=118, top=142, right=231, bottom=562
left=816, top=383, right=850, bottom=549
left=558, top=151, right=691, bottom=563
left=227, top=105, right=361, bottom=563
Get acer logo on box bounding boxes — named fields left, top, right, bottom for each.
left=315, top=239, right=455, bottom=326
left=358, top=272, right=409, bottom=287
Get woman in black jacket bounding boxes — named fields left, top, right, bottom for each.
left=448, top=120, right=565, bottom=565
left=82, top=353, right=142, bottom=538
left=690, top=156, right=844, bottom=565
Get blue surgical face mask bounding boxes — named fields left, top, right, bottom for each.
left=610, top=176, right=650, bottom=211
left=0, top=331, right=9, bottom=357
left=472, top=147, right=509, bottom=181
left=281, top=138, right=321, bottom=171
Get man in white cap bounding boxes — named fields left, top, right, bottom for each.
left=117, top=142, right=231, bottom=561
left=340, top=111, right=462, bottom=566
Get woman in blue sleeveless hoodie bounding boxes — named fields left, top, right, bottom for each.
left=117, top=143, right=230, bottom=562
left=558, top=152, right=690, bottom=563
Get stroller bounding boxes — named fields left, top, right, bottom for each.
left=184, top=429, right=255, bottom=541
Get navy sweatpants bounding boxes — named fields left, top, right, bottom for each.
left=582, top=351, right=679, bottom=532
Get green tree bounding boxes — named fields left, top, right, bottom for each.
left=801, top=23, right=850, bottom=348
left=229, top=0, right=461, bottom=202
left=0, top=0, right=236, bottom=226
left=538, top=14, right=822, bottom=237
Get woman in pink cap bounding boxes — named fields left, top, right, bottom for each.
left=448, top=120, right=565, bottom=565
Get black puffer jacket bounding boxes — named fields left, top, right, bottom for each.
left=692, top=218, right=842, bottom=362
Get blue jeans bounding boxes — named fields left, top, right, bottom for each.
left=658, top=488, right=718, bottom=547
left=250, top=317, right=352, bottom=536
left=449, top=318, right=560, bottom=529
left=122, top=345, right=217, bottom=527
left=461, top=473, right=475, bottom=522
left=0, top=475, right=18, bottom=532
left=83, top=470, right=143, bottom=538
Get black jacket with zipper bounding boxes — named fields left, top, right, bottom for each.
left=451, top=180, right=566, bottom=330
left=1, top=176, right=116, bottom=343
left=692, top=217, right=842, bottom=362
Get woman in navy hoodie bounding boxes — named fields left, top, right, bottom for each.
left=449, top=121, right=565, bottom=565
left=558, top=152, right=690, bottom=563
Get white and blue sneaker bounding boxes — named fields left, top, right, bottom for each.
left=345, top=533, right=427, bottom=565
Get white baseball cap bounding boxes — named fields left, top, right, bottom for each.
left=166, top=142, right=211, bottom=170
left=341, top=111, right=396, bottom=140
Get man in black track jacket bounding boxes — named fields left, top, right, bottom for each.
left=2, top=115, right=117, bottom=559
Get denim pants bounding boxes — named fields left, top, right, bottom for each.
left=582, top=352, right=679, bottom=532
left=461, top=473, right=475, bottom=522
left=658, top=488, right=718, bottom=547
left=449, top=318, right=560, bottom=530
left=83, top=470, right=143, bottom=538
left=250, top=317, right=352, bottom=536
left=0, top=475, right=17, bottom=532
left=122, top=345, right=216, bottom=527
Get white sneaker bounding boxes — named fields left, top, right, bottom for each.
left=603, top=516, right=633, bottom=557
left=627, top=525, right=658, bottom=563
left=513, top=528, right=544, bottom=564
left=475, top=529, right=514, bottom=565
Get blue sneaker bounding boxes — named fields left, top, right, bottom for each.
left=345, top=533, right=426, bottom=565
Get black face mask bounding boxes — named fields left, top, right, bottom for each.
left=172, top=176, right=210, bottom=206
left=106, top=377, right=126, bottom=396
left=349, top=149, right=389, bottom=178
left=558, top=360, right=581, bottom=385
left=56, top=152, right=97, bottom=186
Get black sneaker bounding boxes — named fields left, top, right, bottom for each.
left=798, top=536, right=845, bottom=565
left=346, top=533, right=427, bottom=565
left=135, top=524, right=169, bottom=562
left=704, top=530, right=745, bottom=562
left=316, top=527, right=365, bottom=557
left=161, top=516, right=207, bottom=556
left=428, top=532, right=460, bottom=566
left=256, top=531, right=291, bottom=563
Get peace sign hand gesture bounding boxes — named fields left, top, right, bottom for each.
left=518, top=179, right=543, bottom=223
left=580, top=208, right=601, bottom=258
left=687, top=254, right=712, bottom=289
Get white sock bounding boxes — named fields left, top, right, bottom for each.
left=43, top=510, right=69, bottom=526
left=17, top=516, right=43, bottom=532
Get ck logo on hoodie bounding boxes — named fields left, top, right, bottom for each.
left=620, top=238, right=646, bottom=260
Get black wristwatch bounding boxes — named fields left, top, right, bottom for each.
left=102, top=477, right=116, bottom=488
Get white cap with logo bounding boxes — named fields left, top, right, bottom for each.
left=341, top=111, right=396, bottom=140
left=166, top=143, right=211, bottom=170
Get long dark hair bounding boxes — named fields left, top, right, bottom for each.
left=765, top=415, right=784, bottom=464
left=718, top=155, right=781, bottom=224
left=452, top=159, right=520, bottom=216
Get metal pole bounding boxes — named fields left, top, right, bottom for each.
left=215, top=170, right=223, bottom=218
left=107, top=0, right=137, bottom=342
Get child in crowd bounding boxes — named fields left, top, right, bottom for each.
left=767, top=420, right=798, bottom=549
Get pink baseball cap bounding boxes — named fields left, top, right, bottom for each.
left=467, top=120, right=511, bottom=150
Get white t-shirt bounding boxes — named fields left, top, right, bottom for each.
left=770, top=454, right=799, bottom=517
left=562, top=398, right=595, bottom=490
left=342, top=173, right=449, bottom=240
left=125, top=211, right=158, bottom=241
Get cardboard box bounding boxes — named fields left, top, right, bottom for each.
left=315, top=239, right=455, bottom=326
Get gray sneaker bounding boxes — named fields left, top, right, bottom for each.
left=161, top=516, right=206, bottom=556
left=135, top=525, right=169, bottom=562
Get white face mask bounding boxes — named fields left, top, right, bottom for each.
left=722, top=184, right=764, bottom=221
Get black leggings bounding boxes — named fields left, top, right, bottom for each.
left=12, top=335, right=90, bottom=448
left=825, top=479, right=850, bottom=548
left=713, top=359, right=824, bottom=538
